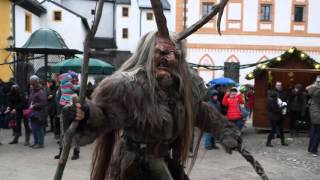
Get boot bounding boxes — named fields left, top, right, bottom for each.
left=71, top=149, right=80, bottom=160
left=281, top=135, right=288, bottom=146
left=9, top=135, right=19, bottom=144
left=266, top=135, right=273, bottom=147
left=24, top=134, right=30, bottom=146
left=54, top=148, right=62, bottom=159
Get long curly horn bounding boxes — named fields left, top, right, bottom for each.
left=150, top=0, right=170, bottom=38
left=176, top=0, right=229, bottom=42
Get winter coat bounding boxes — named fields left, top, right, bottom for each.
left=30, top=88, right=47, bottom=125
left=222, top=93, right=244, bottom=120
left=307, top=85, right=320, bottom=125
left=7, top=90, right=26, bottom=112
left=267, top=98, right=282, bottom=121
left=288, top=92, right=307, bottom=115
left=59, top=73, right=79, bottom=106
left=245, top=91, right=254, bottom=110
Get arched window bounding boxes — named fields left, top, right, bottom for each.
left=198, top=54, right=215, bottom=83
left=226, top=55, right=240, bottom=63
left=257, top=56, right=268, bottom=63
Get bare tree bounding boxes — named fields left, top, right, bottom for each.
left=53, top=0, right=104, bottom=179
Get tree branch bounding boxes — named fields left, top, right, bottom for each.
left=53, top=0, right=104, bottom=180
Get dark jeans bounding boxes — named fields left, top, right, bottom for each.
left=204, top=132, right=216, bottom=148
left=13, top=110, right=31, bottom=137
left=31, top=122, right=44, bottom=145
left=308, top=125, right=320, bottom=154
left=268, top=119, right=285, bottom=143
left=290, top=111, right=301, bottom=133
left=230, top=119, right=243, bottom=130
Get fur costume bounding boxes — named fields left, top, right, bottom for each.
left=65, top=32, right=241, bottom=180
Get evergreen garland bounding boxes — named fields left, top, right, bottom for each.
left=245, top=47, right=320, bottom=80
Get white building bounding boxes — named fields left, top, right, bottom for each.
left=176, top=0, right=320, bottom=84
left=13, top=0, right=89, bottom=51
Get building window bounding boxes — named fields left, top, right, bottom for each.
left=53, top=11, right=62, bottom=21
left=260, top=4, right=271, bottom=21
left=91, top=9, right=95, bottom=15
left=25, top=13, right=32, bottom=32
left=122, top=28, right=128, bottom=39
left=202, top=2, right=215, bottom=16
left=122, top=7, right=129, bottom=17
left=294, top=5, right=305, bottom=22
left=146, top=12, right=153, bottom=21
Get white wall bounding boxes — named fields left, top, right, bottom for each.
left=61, top=0, right=114, bottom=38
left=274, top=0, right=292, bottom=33
left=15, top=6, right=41, bottom=47
left=116, top=0, right=175, bottom=53
left=308, top=0, right=320, bottom=34
left=187, top=48, right=320, bottom=84
left=115, top=4, right=140, bottom=52
left=41, top=1, right=87, bottom=51
left=188, top=34, right=320, bottom=47
left=243, top=0, right=258, bottom=32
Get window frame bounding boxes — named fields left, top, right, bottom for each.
left=260, top=4, right=272, bottom=22
left=25, top=13, right=32, bottom=33
left=294, top=5, right=305, bottom=22
left=146, top=12, right=153, bottom=21
left=122, top=28, right=128, bottom=39
left=53, top=11, right=62, bottom=22
left=202, top=2, right=215, bottom=16
left=122, top=7, right=129, bottom=17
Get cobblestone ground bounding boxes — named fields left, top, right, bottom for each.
left=0, top=122, right=319, bottom=180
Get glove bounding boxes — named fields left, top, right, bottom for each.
left=61, top=100, right=90, bottom=131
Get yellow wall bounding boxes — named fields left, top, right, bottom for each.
left=0, top=0, right=12, bottom=81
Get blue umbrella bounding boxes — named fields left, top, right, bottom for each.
left=209, top=77, right=236, bottom=86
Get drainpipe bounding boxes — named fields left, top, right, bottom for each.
left=112, top=1, right=116, bottom=42
left=12, top=2, right=17, bottom=80
left=183, top=0, right=187, bottom=30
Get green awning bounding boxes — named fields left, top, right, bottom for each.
left=50, top=57, right=115, bottom=75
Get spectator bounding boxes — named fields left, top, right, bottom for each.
left=29, top=75, right=47, bottom=149
left=214, top=84, right=227, bottom=115
left=6, top=84, right=29, bottom=145
left=222, top=87, right=245, bottom=129
left=306, top=76, right=320, bottom=157
left=0, top=79, right=6, bottom=145
left=266, top=90, right=288, bottom=147
left=204, top=89, right=220, bottom=150
left=245, top=87, right=254, bottom=117
left=47, top=80, right=58, bottom=132
left=288, top=84, right=307, bottom=137
left=54, top=72, right=80, bottom=160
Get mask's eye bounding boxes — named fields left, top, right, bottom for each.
left=160, top=50, right=169, bottom=56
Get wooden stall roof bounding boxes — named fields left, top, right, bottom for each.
left=245, top=47, right=320, bottom=80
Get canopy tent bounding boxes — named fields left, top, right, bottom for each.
left=50, top=57, right=115, bottom=75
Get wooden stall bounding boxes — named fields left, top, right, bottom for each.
left=246, top=47, right=320, bottom=129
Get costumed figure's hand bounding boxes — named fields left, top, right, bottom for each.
left=220, top=126, right=242, bottom=154
left=62, top=96, right=89, bottom=130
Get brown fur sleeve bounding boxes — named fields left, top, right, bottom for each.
left=79, top=73, right=135, bottom=145
left=195, top=102, right=240, bottom=141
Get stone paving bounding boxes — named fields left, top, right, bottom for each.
left=0, top=123, right=320, bottom=180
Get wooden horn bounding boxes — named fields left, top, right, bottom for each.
left=150, top=0, right=170, bottom=38
left=176, top=0, right=229, bottom=42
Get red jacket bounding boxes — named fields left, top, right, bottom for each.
left=222, top=94, right=244, bottom=120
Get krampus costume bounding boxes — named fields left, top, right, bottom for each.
left=63, top=31, right=241, bottom=180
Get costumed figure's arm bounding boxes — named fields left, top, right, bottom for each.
left=62, top=74, right=133, bottom=145
left=195, top=102, right=241, bottom=153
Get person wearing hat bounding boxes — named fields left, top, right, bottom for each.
left=204, top=89, right=220, bottom=150
left=222, top=87, right=245, bottom=129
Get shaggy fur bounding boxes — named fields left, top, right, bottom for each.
left=74, top=32, right=240, bottom=180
